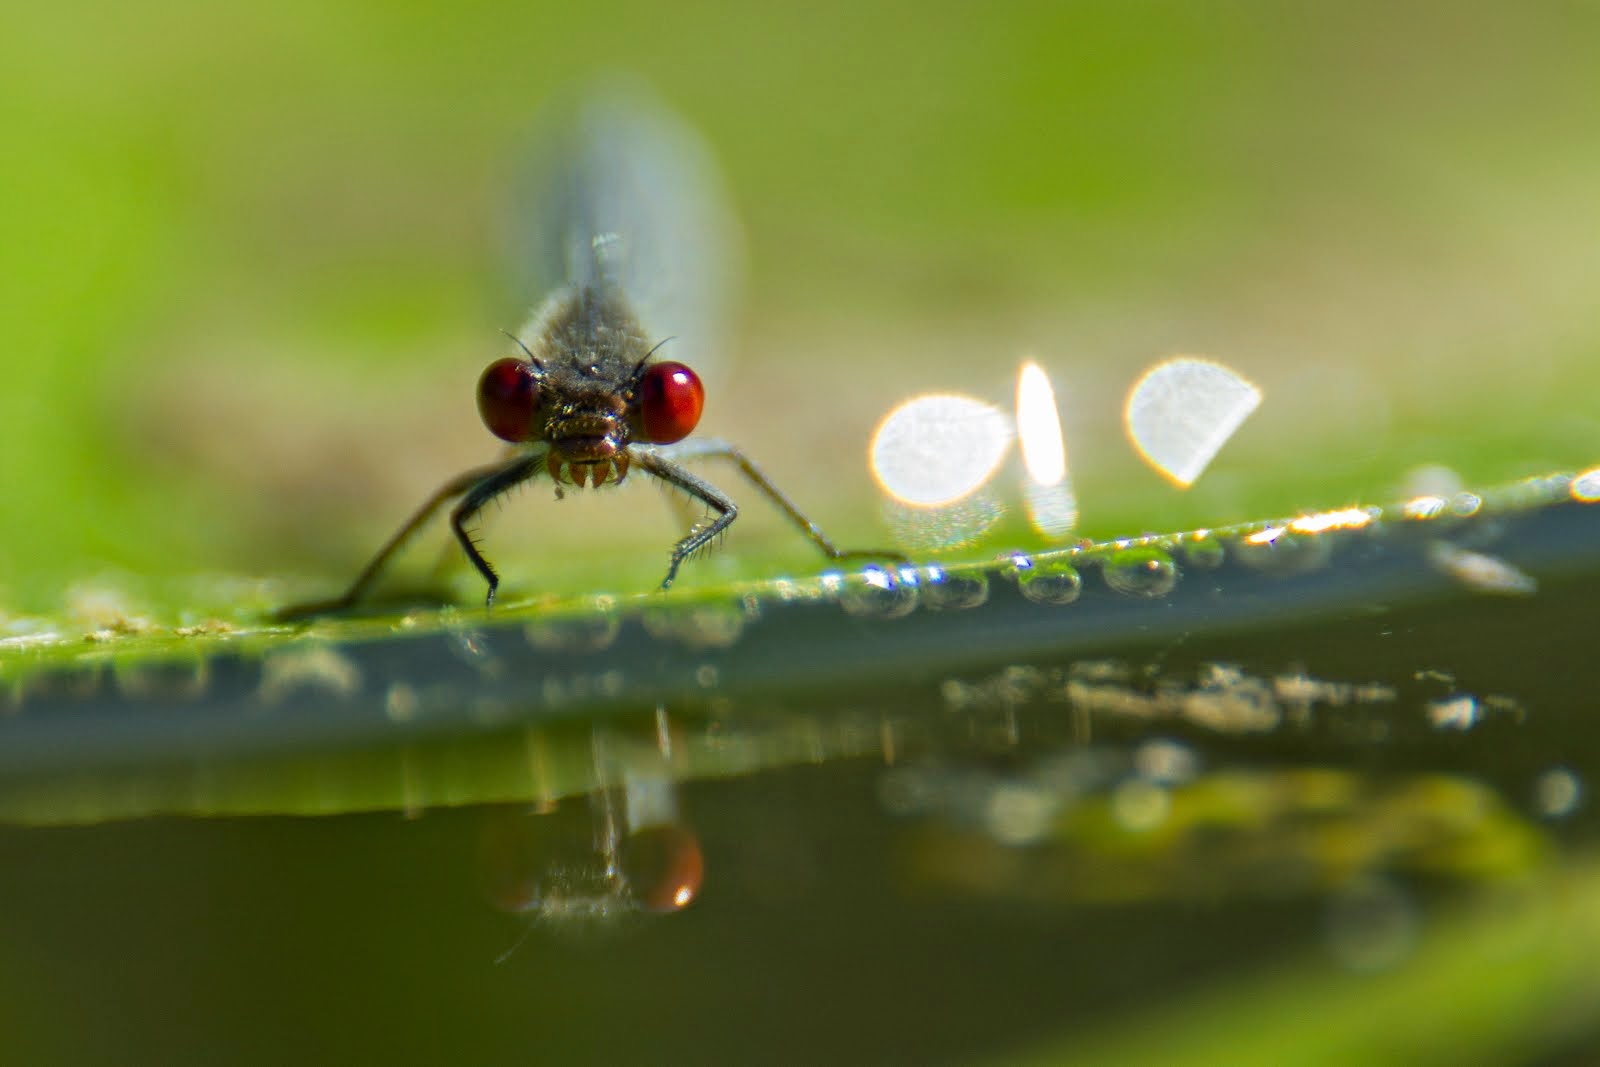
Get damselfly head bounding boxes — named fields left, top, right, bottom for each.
left=476, top=288, right=706, bottom=486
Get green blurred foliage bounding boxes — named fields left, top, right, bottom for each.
left=3, top=1, right=1600, bottom=614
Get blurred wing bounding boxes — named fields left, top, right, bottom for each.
left=507, top=85, right=743, bottom=387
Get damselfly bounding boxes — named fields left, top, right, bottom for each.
left=283, top=89, right=901, bottom=617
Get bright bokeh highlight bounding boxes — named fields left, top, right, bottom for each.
left=1125, top=357, right=1261, bottom=487
left=1017, top=362, right=1066, bottom=486
left=1288, top=507, right=1376, bottom=535
left=1016, top=361, right=1077, bottom=539
left=1572, top=468, right=1600, bottom=503
left=870, top=394, right=1013, bottom=507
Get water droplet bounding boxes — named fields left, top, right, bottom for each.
left=1534, top=766, right=1583, bottom=819
left=1426, top=694, right=1479, bottom=730
left=985, top=783, right=1059, bottom=846
left=1426, top=542, right=1537, bottom=597
left=919, top=565, right=990, bottom=611
left=1324, top=877, right=1418, bottom=973
left=1571, top=467, right=1600, bottom=503
left=1133, top=739, right=1199, bottom=784
left=838, top=565, right=919, bottom=619
left=114, top=655, right=210, bottom=701
left=641, top=601, right=747, bottom=649
left=15, top=661, right=103, bottom=706
left=258, top=645, right=362, bottom=704
left=385, top=682, right=421, bottom=723
left=999, top=550, right=1035, bottom=571
left=1016, top=558, right=1083, bottom=605
left=1180, top=535, right=1225, bottom=569
left=1231, top=531, right=1331, bottom=575
left=1402, top=495, right=1449, bottom=520
left=526, top=612, right=621, bottom=653
left=1102, top=548, right=1179, bottom=598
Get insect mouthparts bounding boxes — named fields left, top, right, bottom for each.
left=548, top=453, right=631, bottom=488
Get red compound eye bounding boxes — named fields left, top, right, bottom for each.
left=477, top=358, right=540, bottom=443
left=635, top=361, right=704, bottom=444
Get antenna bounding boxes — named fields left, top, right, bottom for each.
left=499, top=329, right=543, bottom=370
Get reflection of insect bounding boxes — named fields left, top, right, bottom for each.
left=284, top=90, right=901, bottom=616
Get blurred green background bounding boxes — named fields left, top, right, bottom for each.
left=3, top=0, right=1599, bottom=614
left=6, top=7, right=1600, bottom=1064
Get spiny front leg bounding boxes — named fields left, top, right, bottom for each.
left=634, top=448, right=738, bottom=588
left=276, top=456, right=533, bottom=621
left=449, top=452, right=547, bottom=608
left=643, top=438, right=909, bottom=567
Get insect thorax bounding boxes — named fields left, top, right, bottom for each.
left=530, top=285, right=653, bottom=391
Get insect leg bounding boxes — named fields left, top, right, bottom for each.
left=640, top=438, right=909, bottom=580
left=634, top=448, right=738, bottom=588
left=276, top=455, right=538, bottom=620
left=449, top=453, right=548, bottom=608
